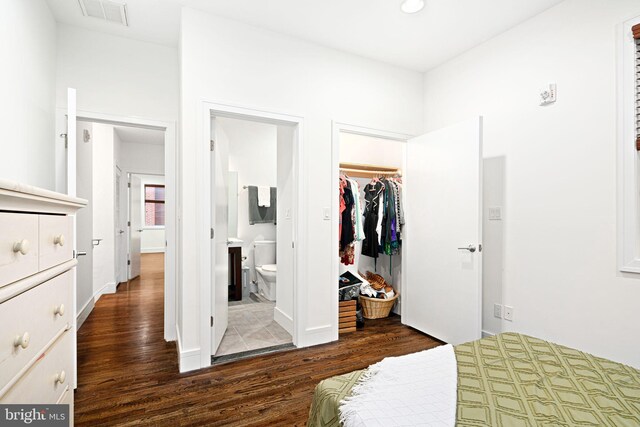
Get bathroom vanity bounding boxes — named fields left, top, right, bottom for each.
left=227, top=238, right=243, bottom=301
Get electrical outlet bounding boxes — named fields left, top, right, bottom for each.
left=493, top=303, right=503, bottom=319
left=504, top=306, right=514, bottom=321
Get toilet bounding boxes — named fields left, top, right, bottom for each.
left=254, top=240, right=277, bottom=301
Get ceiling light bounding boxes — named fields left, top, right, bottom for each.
left=401, top=0, right=425, bottom=14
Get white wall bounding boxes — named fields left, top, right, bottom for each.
left=139, top=174, right=166, bottom=253
left=116, top=141, right=165, bottom=176
left=0, top=0, right=57, bottom=189
left=276, top=125, right=296, bottom=334
left=55, top=24, right=178, bottom=121
left=423, top=0, right=640, bottom=367
left=340, top=133, right=405, bottom=168
left=91, top=123, right=116, bottom=297
left=115, top=138, right=165, bottom=265
left=221, top=117, right=277, bottom=284
left=179, top=8, right=424, bottom=367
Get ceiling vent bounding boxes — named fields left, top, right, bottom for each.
left=78, top=0, right=128, bottom=26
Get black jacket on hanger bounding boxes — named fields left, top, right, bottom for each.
left=361, top=181, right=383, bottom=258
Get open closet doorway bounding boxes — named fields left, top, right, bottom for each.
left=332, top=120, right=484, bottom=346
left=204, top=103, right=303, bottom=365
left=335, top=130, right=407, bottom=340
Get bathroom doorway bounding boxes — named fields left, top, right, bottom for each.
left=205, top=105, right=302, bottom=364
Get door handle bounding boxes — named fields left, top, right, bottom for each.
left=458, top=245, right=477, bottom=253
left=118, top=230, right=125, bottom=234
left=137, top=229, right=144, bottom=232
left=75, top=251, right=87, bottom=258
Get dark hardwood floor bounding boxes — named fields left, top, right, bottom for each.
left=75, top=254, right=442, bottom=426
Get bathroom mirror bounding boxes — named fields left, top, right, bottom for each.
left=228, top=171, right=239, bottom=238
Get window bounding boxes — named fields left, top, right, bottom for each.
left=144, top=184, right=165, bottom=227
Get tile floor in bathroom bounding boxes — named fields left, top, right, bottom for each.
left=217, top=293, right=293, bottom=356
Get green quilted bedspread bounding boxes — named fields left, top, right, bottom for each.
left=307, top=333, right=640, bottom=426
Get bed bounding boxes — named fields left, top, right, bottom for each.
left=308, top=333, right=640, bottom=426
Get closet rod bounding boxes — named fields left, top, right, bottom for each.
left=339, top=162, right=401, bottom=179
left=340, top=168, right=401, bottom=179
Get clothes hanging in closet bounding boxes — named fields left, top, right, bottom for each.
left=380, top=178, right=404, bottom=255
left=339, top=176, right=364, bottom=265
left=361, top=180, right=384, bottom=259
left=362, top=177, right=404, bottom=259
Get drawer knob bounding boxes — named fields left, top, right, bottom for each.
left=54, top=304, right=65, bottom=316
left=13, top=332, right=30, bottom=349
left=54, top=234, right=65, bottom=246
left=55, top=370, right=66, bottom=385
left=12, top=239, right=30, bottom=255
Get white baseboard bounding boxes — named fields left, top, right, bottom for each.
left=141, top=248, right=166, bottom=254
left=482, top=330, right=497, bottom=338
left=76, top=283, right=117, bottom=330
left=76, top=298, right=95, bottom=330
left=95, top=282, right=117, bottom=302
left=274, top=306, right=294, bottom=335
left=176, top=325, right=201, bottom=373
left=299, top=324, right=334, bottom=348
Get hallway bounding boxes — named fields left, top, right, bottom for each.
left=75, top=253, right=175, bottom=425
left=75, top=253, right=441, bottom=426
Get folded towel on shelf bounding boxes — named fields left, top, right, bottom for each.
left=258, top=185, right=271, bottom=207
left=248, top=186, right=277, bottom=225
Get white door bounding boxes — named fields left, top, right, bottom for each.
left=65, top=88, right=81, bottom=389
left=129, top=174, right=142, bottom=279
left=403, top=117, right=483, bottom=345
left=75, top=121, right=94, bottom=314
left=211, top=118, right=229, bottom=355
left=115, top=168, right=125, bottom=283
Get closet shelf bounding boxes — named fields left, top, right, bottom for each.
left=339, top=162, right=401, bottom=179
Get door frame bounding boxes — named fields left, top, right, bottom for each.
left=115, top=165, right=123, bottom=283
left=331, top=122, right=413, bottom=339
left=63, top=109, right=178, bottom=342
left=200, top=101, right=305, bottom=367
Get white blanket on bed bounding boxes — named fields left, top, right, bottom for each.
left=339, top=344, right=457, bottom=427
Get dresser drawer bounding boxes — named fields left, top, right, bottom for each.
left=1, top=330, right=73, bottom=404
left=56, top=385, right=74, bottom=426
left=0, top=213, right=39, bottom=288
left=39, top=215, right=73, bottom=271
left=0, top=270, right=73, bottom=388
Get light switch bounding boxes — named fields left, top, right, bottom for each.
left=323, top=207, right=331, bottom=220
left=488, top=206, right=502, bottom=221
left=285, top=208, right=291, bottom=219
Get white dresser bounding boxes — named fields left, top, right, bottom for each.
left=0, top=180, right=86, bottom=421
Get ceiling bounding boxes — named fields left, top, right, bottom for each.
left=115, top=126, right=164, bottom=145
left=46, top=0, right=564, bottom=71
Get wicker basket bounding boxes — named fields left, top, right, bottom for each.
left=359, top=293, right=399, bottom=319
